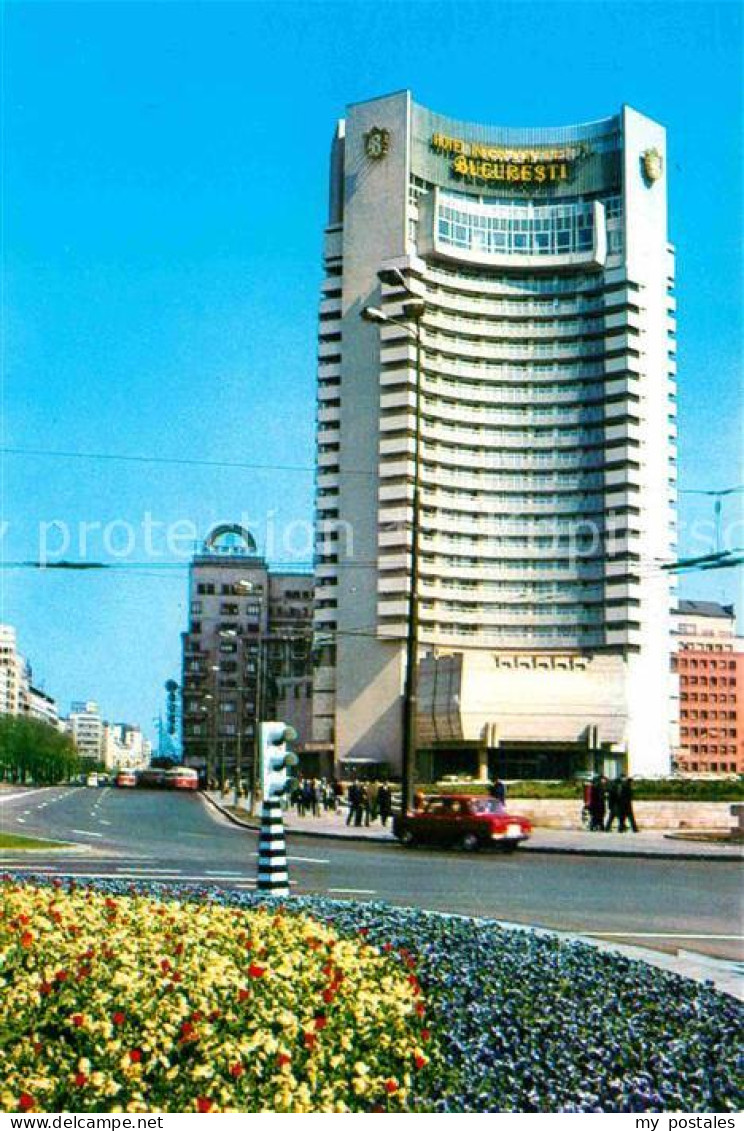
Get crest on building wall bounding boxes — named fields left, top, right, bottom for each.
left=641, top=147, right=663, bottom=185
left=364, top=126, right=390, bottom=161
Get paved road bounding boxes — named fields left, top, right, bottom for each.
left=2, top=786, right=742, bottom=965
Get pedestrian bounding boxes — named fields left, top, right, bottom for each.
left=618, top=776, right=638, bottom=833
left=346, top=779, right=360, bottom=827
left=604, top=777, right=622, bottom=832
left=367, top=780, right=380, bottom=823
left=332, top=778, right=344, bottom=813
left=588, top=775, right=607, bottom=831
left=488, top=777, right=506, bottom=806
left=377, top=782, right=393, bottom=827
left=293, top=777, right=305, bottom=817
left=358, top=784, right=370, bottom=827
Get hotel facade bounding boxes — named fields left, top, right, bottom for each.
left=312, top=92, right=677, bottom=779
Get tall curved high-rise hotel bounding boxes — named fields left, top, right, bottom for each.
left=313, top=92, right=677, bottom=779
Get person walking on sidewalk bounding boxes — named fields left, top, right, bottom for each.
left=346, top=780, right=361, bottom=826
left=358, top=783, right=370, bottom=827
left=604, top=777, right=622, bottom=832
left=377, top=782, right=393, bottom=827
left=367, top=780, right=380, bottom=823
left=618, top=776, right=638, bottom=833
left=488, top=777, right=506, bottom=807
left=588, top=775, right=607, bottom=831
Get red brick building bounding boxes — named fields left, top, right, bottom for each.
left=673, top=600, right=743, bottom=775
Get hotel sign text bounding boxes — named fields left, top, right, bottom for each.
left=430, top=133, right=588, bottom=185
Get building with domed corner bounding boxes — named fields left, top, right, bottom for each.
left=180, top=526, right=315, bottom=783
left=311, top=91, right=678, bottom=781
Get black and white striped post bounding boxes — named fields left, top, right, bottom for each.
left=256, top=722, right=298, bottom=896
left=257, top=798, right=289, bottom=895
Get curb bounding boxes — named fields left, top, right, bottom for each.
left=200, top=793, right=742, bottom=861
left=200, top=791, right=392, bottom=843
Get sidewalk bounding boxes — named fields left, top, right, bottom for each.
left=204, top=793, right=744, bottom=861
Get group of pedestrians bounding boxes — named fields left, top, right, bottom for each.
left=584, top=774, right=638, bottom=833
left=290, top=776, right=343, bottom=817
left=345, top=780, right=394, bottom=827
left=288, top=776, right=394, bottom=828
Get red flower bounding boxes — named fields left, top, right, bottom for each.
left=196, top=1097, right=213, bottom=1113
left=74, top=1073, right=88, bottom=1088
left=39, top=982, right=52, bottom=996
left=247, top=962, right=266, bottom=978
left=18, top=914, right=30, bottom=926
left=415, top=1001, right=426, bottom=1017
left=160, top=959, right=171, bottom=973
left=421, top=1028, right=431, bottom=1042
left=314, top=1014, right=328, bottom=1030
left=303, top=1031, right=316, bottom=1050
left=276, top=1053, right=291, bottom=1068
left=238, top=988, right=250, bottom=1002
left=112, top=1011, right=126, bottom=1026
left=384, top=1079, right=398, bottom=1094
left=209, top=1010, right=221, bottom=1022
left=229, top=1062, right=243, bottom=1078
left=129, top=1049, right=142, bottom=1063
left=382, top=942, right=393, bottom=952
left=322, top=988, right=334, bottom=1004
left=20, top=931, right=34, bottom=948
left=18, top=1093, right=34, bottom=1111
left=32, top=1042, right=43, bottom=1055
left=414, top=1054, right=426, bottom=1070
left=55, top=970, right=68, bottom=983
left=71, top=1014, right=84, bottom=1028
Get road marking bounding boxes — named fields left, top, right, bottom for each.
left=328, top=887, right=377, bottom=895
left=205, top=871, right=247, bottom=877
left=98, top=820, right=112, bottom=826
left=0, top=864, right=65, bottom=871
left=249, top=851, right=329, bottom=865
left=15, top=818, right=25, bottom=824
left=119, top=866, right=181, bottom=874
left=590, top=932, right=743, bottom=940
left=70, top=829, right=104, bottom=838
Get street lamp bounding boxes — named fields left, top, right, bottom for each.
left=361, top=270, right=425, bottom=816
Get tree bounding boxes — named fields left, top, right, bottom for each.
left=0, top=716, right=82, bottom=784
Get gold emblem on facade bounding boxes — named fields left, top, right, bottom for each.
left=642, top=148, right=663, bottom=184
left=364, top=126, right=390, bottom=161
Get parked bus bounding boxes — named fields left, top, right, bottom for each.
left=115, top=769, right=137, bottom=788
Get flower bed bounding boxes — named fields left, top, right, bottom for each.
left=0, top=881, right=430, bottom=1113
left=1, top=877, right=742, bottom=1113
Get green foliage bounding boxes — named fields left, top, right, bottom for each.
left=0, top=716, right=81, bottom=785
left=428, top=778, right=744, bottom=801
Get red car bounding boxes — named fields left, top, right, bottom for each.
left=393, top=794, right=532, bottom=852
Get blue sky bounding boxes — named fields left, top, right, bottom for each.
left=3, top=1, right=742, bottom=739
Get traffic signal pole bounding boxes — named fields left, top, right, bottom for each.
left=256, top=722, right=298, bottom=896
